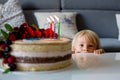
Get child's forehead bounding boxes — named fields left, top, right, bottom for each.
left=78, top=34, right=91, bottom=39
left=77, top=35, right=94, bottom=42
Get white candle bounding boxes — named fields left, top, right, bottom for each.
left=50, top=16, right=56, bottom=38
left=47, top=18, right=52, bottom=38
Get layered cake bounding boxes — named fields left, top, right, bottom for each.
left=0, top=22, right=72, bottom=72
left=10, top=38, right=71, bottom=71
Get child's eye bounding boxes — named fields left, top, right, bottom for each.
left=89, top=44, right=94, bottom=47
left=79, top=44, right=83, bottom=47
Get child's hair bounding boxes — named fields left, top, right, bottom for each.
left=72, top=30, right=101, bottom=51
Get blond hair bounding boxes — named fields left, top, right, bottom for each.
left=72, top=30, right=101, bottom=51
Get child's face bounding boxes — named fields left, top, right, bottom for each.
left=74, top=35, right=97, bottom=53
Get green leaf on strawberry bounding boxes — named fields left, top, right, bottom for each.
left=5, top=24, right=14, bottom=32
left=0, top=30, right=8, bottom=39
left=31, top=24, right=38, bottom=29
left=0, top=48, right=4, bottom=51
left=3, top=68, right=10, bottom=74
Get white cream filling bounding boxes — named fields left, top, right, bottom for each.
left=11, top=50, right=71, bottom=57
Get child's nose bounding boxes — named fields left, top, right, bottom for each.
left=83, top=46, right=88, bottom=51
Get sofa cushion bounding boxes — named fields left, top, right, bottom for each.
left=61, top=0, right=120, bottom=10
left=100, top=38, right=120, bottom=52
left=19, top=0, right=60, bottom=10
left=0, top=0, right=61, bottom=10
left=0, top=0, right=25, bottom=31
left=34, top=12, right=78, bottom=39
left=62, top=10, right=120, bottom=38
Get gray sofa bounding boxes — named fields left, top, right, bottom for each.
left=1, top=0, right=120, bottom=52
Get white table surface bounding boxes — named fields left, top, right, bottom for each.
left=0, top=53, right=120, bottom=80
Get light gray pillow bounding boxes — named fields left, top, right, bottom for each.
left=0, top=0, right=25, bottom=30
left=115, top=14, right=120, bottom=40
left=34, top=12, right=78, bottom=39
